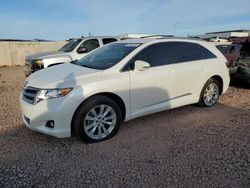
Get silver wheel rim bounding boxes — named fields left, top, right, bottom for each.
left=83, top=104, right=117, bottom=140
left=203, top=83, right=219, bottom=106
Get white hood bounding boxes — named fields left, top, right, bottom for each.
left=25, top=50, right=70, bottom=60
left=26, top=63, right=102, bottom=88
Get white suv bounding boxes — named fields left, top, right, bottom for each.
left=20, top=38, right=230, bottom=142
left=210, top=36, right=228, bottom=43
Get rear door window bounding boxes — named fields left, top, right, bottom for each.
left=102, top=38, right=118, bottom=45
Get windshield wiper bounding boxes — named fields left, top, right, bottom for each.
left=70, top=60, right=78, bottom=64
left=81, top=65, right=95, bottom=69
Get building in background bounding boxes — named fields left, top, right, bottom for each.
left=196, top=29, right=250, bottom=40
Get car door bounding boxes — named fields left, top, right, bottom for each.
left=128, top=42, right=178, bottom=118
left=174, top=42, right=216, bottom=103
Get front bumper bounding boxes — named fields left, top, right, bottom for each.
left=24, top=61, right=43, bottom=77
left=20, top=92, right=80, bottom=138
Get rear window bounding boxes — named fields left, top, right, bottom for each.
left=102, top=38, right=118, bottom=45
left=174, top=42, right=216, bottom=63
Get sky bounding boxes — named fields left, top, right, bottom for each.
left=0, top=0, right=249, bottom=40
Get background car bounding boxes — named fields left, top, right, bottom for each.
left=24, top=36, right=120, bottom=76
left=234, top=38, right=250, bottom=83
left=216, top=44, right=242, bottom=76
left=210, top=36, right=229, bottom=42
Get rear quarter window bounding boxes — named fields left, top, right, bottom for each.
left=174, top=42, right=216, bottom=63
left=102, top=38, right=118, bottom=45
left=200, top=45, right=217, bottom=59
left=216, top=45, right=229, bottom=54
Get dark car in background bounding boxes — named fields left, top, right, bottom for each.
left=216, top=44, right=241, bottom=76
left=233, top=38, right=250, bottom=83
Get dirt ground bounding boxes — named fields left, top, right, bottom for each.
left=0, top=67, right=249, bottom=187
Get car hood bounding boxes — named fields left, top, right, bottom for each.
left=26, top=63, right=102, bottom=88
left=25, top=50, right=68, bottom=60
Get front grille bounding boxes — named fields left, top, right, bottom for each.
left=25, top=59, right=43, bottom=70
left=22, top=87, right=40, bottom=104
left=25, top=59, right=34, bottom=67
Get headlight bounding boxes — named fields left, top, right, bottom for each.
left=34, top=59, right=44, bottom=68
left=34, top=88, right=72, bottom=104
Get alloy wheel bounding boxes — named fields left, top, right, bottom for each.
left=203, top=83, right=219, bottom=106
left=83, top=104, right=117, bottom=140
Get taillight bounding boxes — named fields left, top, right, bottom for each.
left=225, top=61, right=231, bottom=68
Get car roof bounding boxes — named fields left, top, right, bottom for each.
left=72, top=36, right=119, bottom=40
left=215, top=43, right=235, bottom=46
left=119, top=37, right=208, bottom=44
left=119, top=38, right=155, bottom=43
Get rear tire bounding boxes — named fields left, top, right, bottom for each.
left=198, top=78, right=220, bottom=107
left=72, top=95, right=122, bottom=143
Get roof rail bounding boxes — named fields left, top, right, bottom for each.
left=140, top=35, right=174, bottom=39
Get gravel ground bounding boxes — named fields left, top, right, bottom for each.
left=0, top=67, right=250, bottom=187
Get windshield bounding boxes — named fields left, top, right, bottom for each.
left=216, top=45, right=229, bottom=53
left=76, top=43, right=141, bottom=70
left=58, top=39, right=82, bottom=52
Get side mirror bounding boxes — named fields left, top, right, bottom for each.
left=134, top=60, right=150, bottom=71
left=77, top=47, right=88, bottom=54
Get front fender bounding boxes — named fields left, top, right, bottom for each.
left=68, top=72, right=131, bottom=120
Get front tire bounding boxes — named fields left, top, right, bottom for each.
left=198, top=79, right=220, bottom=107
left=72, top=95, right=122, bottom=143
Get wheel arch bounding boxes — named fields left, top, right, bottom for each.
left=210, top=75, right=224, bottom=94
left=71, top=92, right=126, bottom=135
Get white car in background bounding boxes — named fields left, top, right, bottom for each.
left=20, top=38, right=230, bottom=143
left=210, top=36, right=229, bottom=42
left=24, top=36, right=120, bottom=76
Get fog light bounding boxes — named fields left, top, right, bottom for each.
left=24, top=115, right=30, bottom=125
left=45, top=120, right=54, bottom=128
